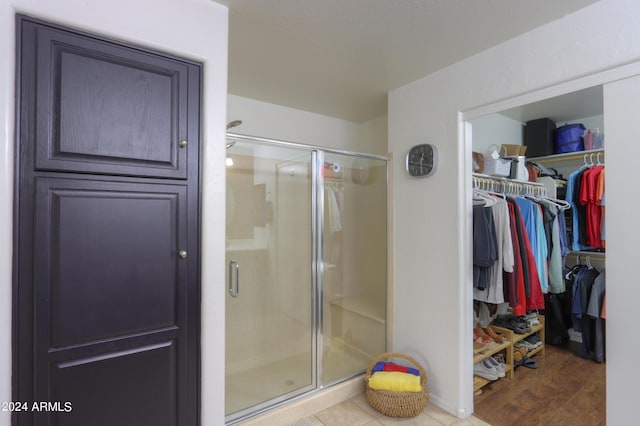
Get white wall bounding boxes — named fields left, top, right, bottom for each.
left=603, top=74, right=640, bottom=424
left=357, top=114, right=388, bottom=156
left=389, top=0, right=640, bottom=420
left=470, top=114, right=524, bottom=155
left=0, top=1, right=228, bottom=425
left=228, top=94, right=387, bottom=155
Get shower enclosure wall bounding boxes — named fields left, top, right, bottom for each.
left=225, top=135, right=388, bottom=423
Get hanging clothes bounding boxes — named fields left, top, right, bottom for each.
left=473, top=198, right=514, bottom=304
left=580, top=164, right=604, bottom=248
left=596, top=168, right=606, bottom=249
left=503, top=202, right=523, bottom=310
left=507, top=198, right=531, bottom=307
left=567, top=262, right=605, bottom=363
left=508, top=197, right=545, bottom=312
left=472, top=175, right=564, bottom=314
left=505, top=199, right=528, bottom=315
left=473, top=203, right=498, bottom=290
left=586, top=269, right=606, bottom=363
left=539, top=199, right=566, bottom=293
left=536, top=175, right=571, bottom=292
left=557, top=207, right=570, bottom=256
left=565, top=161, right=605, bottom=252
left=515, top=197, right=549, bottom=294
left=327, top=186, right=343, bottom=233
left=566, top=168, right=596, bottom=251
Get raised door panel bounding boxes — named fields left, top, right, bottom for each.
left=34, top=178, right=185, bottom=348
left=31, top=177, right=188, bottom=425
left=50, top=341, right=177, bottom=426
left=23, top=19, right=193, bottom=178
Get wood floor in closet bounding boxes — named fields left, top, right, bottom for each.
left=474, top=343, right=605, bottom=426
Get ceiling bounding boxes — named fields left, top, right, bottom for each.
left=217, top=0, right=598, bottom=123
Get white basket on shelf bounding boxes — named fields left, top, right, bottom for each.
left=484, top=157, right=512, bottom=177
left=483, top=145, right=512, bottom=177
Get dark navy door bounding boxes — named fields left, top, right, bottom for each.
left=14, top=16, right=201, bottom=426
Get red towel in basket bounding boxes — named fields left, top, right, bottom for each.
left=372, top=361, right=420, bottom=376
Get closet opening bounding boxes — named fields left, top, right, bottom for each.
left=465, top=84, right=606, bottom=424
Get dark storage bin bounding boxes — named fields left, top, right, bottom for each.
left=524, top=118, right=556, bottom=158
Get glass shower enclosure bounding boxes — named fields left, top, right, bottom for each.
left=225, top=135, right=387, bottom=423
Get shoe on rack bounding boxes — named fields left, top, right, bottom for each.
left=525, top=311, right=540, bottom=325
left=483, top=356, right=505, bottom=377
left=512, top=316, right=533, bottom=332
left=524, top=333, right=542, bottom=348
left=474, top=326, right=494, bottom=344
left=522, top=356, right=539, bottom=369
left=513, top=346, right=527, bottom=366
left=514, top=340, right=536, bottom=352
left=474, top=332, right=492, bottom=345
left=513, top=350, right=523, bottom=366
left=474, top=333, right=488, bottom=354
left=513, top=350, right=524, bottom=366
left=491, top=317, right=511, bottom=331
left=474, top=360, right=500, bottom=381
left=515, top=318, right=532, bottom=333
left=492, top=317, right=530, bottom=334
left=482, top=326, right=505, bottom=343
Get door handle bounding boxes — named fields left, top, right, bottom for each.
left=229, top=260, right=239, bottom=297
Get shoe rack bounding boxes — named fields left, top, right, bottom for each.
left=473, top=334, right=513, bottom=392
left=473, top=315, right=545, bottom=392
left=497, top=314, right=545, bottom=361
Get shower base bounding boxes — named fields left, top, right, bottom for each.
left=226, top=338, right=369, bottom=416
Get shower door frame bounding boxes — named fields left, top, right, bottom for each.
left=225, top=133, right=389, bottom=424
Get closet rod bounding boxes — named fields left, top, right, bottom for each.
left=565, top=251, right=605, bottom=259
left=565, top=252, right=605, bottom=268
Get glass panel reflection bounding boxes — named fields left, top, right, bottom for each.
left=322, top=154, right=387, bottom=384
left=225, top=142, right=313, bottom=417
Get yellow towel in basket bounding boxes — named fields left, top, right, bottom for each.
left=368, top=371, right=422, bottom=392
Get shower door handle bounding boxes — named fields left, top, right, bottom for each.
left=229, top=260, right=239, bottom=297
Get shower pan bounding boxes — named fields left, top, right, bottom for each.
left=225, top=134, right=388, bottom=423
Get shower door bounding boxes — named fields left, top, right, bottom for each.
left=320, top=152, right=388, bottom=384
left=225, top=136, right=388, bottom=423
left=225, top=140, right=315, bottom=421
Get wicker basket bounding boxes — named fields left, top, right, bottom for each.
left=364, top=352, right=429, bottom=417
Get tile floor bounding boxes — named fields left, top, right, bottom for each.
left=286, top=393, right=490, bottom=426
